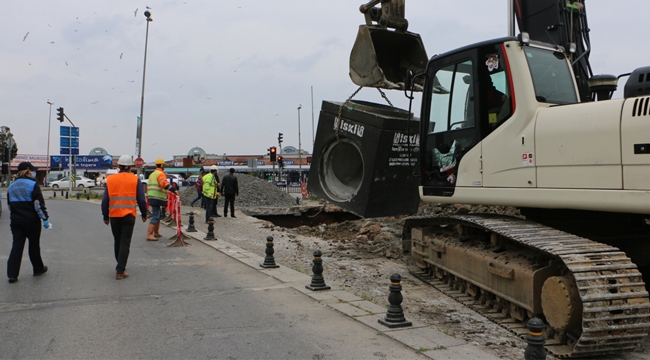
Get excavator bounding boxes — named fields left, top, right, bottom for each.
left=308, top=0, right=650, bottom=357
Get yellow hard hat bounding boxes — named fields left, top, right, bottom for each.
left=155, top=158, right=165, bottom=165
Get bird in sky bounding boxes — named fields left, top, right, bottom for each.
left=50, top=41, right=55, bottom=44
left=91, top=101, right=100, bottom=105
left=120, top=53, right=123, bottom=59
left=134, top=8, right=138, bottom=17
left=23, top=32, right=29, bottom=41
left=65, top=61, right=68, bottom=66
left=146, top=6, right=151, bottom=9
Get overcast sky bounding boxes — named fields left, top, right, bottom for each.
left=2, top=1, right=649, bottom=162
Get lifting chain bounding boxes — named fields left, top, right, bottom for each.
left=334, top=86, right=394, bottom=140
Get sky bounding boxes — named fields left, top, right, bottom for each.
left=2, top=1, right=649, bottom=162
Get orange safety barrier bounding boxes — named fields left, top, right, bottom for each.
left=168, top=195, right=190, bottom=247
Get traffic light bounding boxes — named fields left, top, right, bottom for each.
left=277, top=156, right=284, bottom=168
left=57, top=107, right=65, bottom=122
left=269, top=146, right=277, bottom=162
left=278, top=132, right=283, bottom=144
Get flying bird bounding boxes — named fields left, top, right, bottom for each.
left=120, top=53, right=123, bottom=59
left=91, top=101, right=100, bottom=105
left=50, top=41, right=55, bottom=44
left=178, top=84, right=185, bottom=88
left=146, top=6, right=151, bottom=9
left=65, top=61, right=68, bottom=66
left=134, top=8, right=138, bottom=17
left=23, top=32, right=29, bottom=41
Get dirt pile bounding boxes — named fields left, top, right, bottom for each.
left=178, top=174, right=296, bottom=208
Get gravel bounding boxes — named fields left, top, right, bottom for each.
left=178, top=174, right=297, bottom=209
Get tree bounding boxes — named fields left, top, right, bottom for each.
left=0, top=126, right=18, bottom=162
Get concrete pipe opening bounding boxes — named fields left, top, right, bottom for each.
left=320, top=139, right=364, bottom=202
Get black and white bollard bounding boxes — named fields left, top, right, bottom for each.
left=524, top=318, right=547, bottom=360
left=186, top=211, right=197, bottom=232
left=305, top=250, right=331, bottom=291
left=260, top=236, right=280, bottom=268
left=378, top=273, right=412, bottom=328
left=203, top=218, right=216, bottom=240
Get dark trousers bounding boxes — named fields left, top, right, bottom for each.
left=223, top=194, right=236, bottom=216
left=204, top=197, right=215, bottom=221
left=191, top=189, right=203, bottom=207
left=110, top=215, right=135, bottom=274
left=7, top=219, right=45, bottom=279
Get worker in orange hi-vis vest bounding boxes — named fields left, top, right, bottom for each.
left=101, top=155, right=148, bottom=280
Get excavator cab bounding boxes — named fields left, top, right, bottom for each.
left=349, top=0, right=428, bottom=90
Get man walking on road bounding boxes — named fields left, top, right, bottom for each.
left=221, top=168, right=239, bottom=218
left=101, top=155, right=148, bottom=280
left=6, top=162, right=50, bottom=283
left=202, top=165, right=220, bottom=223
left=146, top=158, right=178, bottom=241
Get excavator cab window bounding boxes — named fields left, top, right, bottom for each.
left=524, top=46, right=578, bottom=104
left=423, top=58, right=476, bottom=189
left=421, top=42, right=514, bottom=194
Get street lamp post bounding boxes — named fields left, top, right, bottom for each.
left=297, top=104, right=302, bottom=183
left=136, top=10, right=153, bottom=176
left=46, top=101, right=53, bottom=178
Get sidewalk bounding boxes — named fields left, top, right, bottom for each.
left=161, top=204, right=502, bottom=360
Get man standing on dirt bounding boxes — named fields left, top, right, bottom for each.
left=220, top=168, right=239, bottom=218
left=202, top=165, right=220, bottom=223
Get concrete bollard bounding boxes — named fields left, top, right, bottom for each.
left=260, top=236, right=280, bottom=268
left=203, top=218, right=216, bottom=240
left=186, top=211, right=197, bottom=232
left=378, top=273, right=412, bottom=328
left=305, top=249, right=331, bottom=291
left=524, top=318, right=547, bottom=360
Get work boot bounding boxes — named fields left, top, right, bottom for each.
left=146, top=223, right=157, bottom=241
left=153, top=223, right=162, bottom=238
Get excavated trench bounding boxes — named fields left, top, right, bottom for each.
left=246, top=206, right=361, bottom=228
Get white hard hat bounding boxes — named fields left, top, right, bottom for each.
left=117, top=155, right=134, bottom=166
left=210, top=165, right=219, bottom=171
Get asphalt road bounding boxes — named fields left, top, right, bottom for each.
left=0, top=200, right=425, bottom=359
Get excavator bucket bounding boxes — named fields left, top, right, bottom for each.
left=349, top=25, right=428, bottom=90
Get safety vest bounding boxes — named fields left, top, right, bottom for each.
left=147, top=169, right=167, bottom=201
left=106, top=172, right=139, bottom=218
left=202, top=173, right=217, bottom=199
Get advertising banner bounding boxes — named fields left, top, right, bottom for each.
left=11, top=154, right=50, bottom=168
left=50, top=155, right=113, bottom=170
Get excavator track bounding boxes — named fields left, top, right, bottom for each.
left=403, top=214, right=650, bottom=358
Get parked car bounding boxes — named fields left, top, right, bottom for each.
left=187, top=175, right=200, bottom=186
left=167, top=174, right=186, bottom=187
left=50, top=175, right=96, bottom=189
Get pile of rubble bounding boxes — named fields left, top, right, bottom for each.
left=178, top=173, right=297, bottom=209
